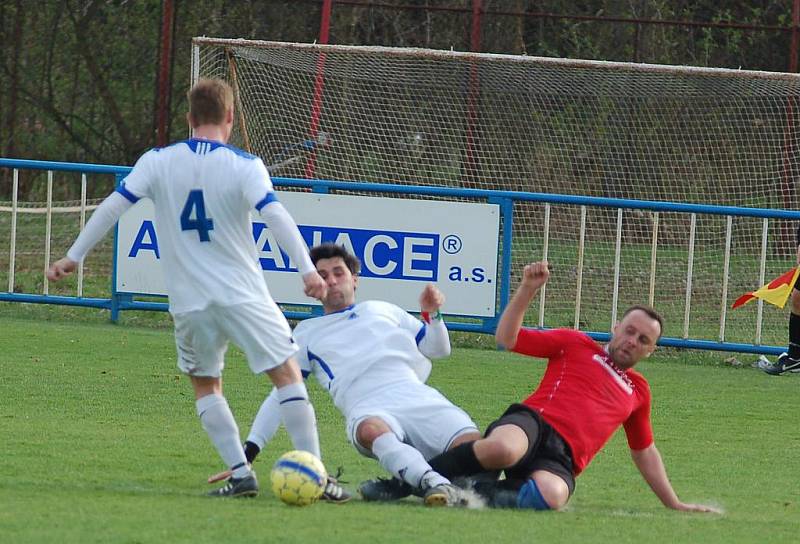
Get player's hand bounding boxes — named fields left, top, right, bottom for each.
left=672, top=502, right=723, bottom=514
left=419, top=283, right=445, bottom=313
left=521, top=261, right=550, bottom=290
left=303, top=270, right=327, bottom=300
left=47, top=257, right=77, bottom=281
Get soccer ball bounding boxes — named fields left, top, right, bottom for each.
left=270, top=450, right=327, bottom=506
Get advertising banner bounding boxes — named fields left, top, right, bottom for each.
left=116, top=192, right=500, bottom=316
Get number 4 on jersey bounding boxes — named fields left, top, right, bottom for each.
left=180, top=190, right=214, bottom=242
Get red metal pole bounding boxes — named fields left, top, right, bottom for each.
left=470, top=0, right=482, bottom=51
left=464, top=0, right=482, bottom=186
left=156, top=0, right=175, bottom=147
left=319, top=0, right=332, bottom=43
left=304, top=0, right=333, bottom=179
left=791, top=0, right=800, bottom=73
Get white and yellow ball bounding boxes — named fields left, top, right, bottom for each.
left=270, top=450, right=327, bottom=506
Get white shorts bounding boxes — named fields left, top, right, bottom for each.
left=345, top=381, right=478, bottom=461
left=173, top=300, right=298, bottom=378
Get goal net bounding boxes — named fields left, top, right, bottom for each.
left=192, top=38, right=800, bottom=347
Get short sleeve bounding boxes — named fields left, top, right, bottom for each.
left=119, top=150, right=157, bottom=201
left=623, top=374, right=654, bottom=450
left=512, top=328, right=578, bottom=359
left=239, top=158, right=274, bottom=210
left=400, top=308, right=426, bottom=337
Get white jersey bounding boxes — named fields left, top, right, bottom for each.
left=119, top=139, right=277, bottom=314
left=292, top=300, right=435, bottom=415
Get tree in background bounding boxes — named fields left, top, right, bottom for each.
left=0, top=0, right=796, bottom=200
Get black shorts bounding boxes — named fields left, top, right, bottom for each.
left=484, top=403, right=576, bottom=495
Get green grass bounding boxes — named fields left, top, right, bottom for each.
left=1, top=308, right=799, bottom=543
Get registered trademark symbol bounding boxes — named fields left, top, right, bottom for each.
left=443, top=235, right=462, bottom=254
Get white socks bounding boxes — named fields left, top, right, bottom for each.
left=246, top=388, right=281, bottom=449
left=276, top=382, right=321, bottom=458
left=371, top=432, right=448, bottom=490
left=196, top=394, right=250, bottom=478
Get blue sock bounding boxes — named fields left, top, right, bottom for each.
left=516, top=479, right=551, bottom=510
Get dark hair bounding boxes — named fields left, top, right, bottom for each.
left=309, top=243, right=361, bottom=275
left=622, top=305, right=664, bottom=338
left=188, top=78, right=233, bottom=126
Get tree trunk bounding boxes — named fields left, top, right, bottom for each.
left=68, top=1, right=137, bottom=162
left=2, top=0, right=23, bottom=196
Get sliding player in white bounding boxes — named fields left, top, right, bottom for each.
left=213, top=243, right=481, bottom=507
left=47, top=78, right=327, bottom=498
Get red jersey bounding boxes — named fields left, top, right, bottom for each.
left=512, top=328, right=653, bottom=475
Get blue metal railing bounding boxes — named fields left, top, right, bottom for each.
left=2, top=157, right=800, bottom=355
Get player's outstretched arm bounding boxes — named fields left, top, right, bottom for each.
left=417, top=283, right=450, bottom=359
left=495, top=261, right=550, bottom=349
left=47, top=191, right=133, bottom=282
left=630, top=444, right=721, bottom=514
left=259, top=201, right=326, bottom=300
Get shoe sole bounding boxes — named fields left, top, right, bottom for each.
left=763, top=366, right=800, bottom=375
left=358, top=495, right=400, bottom=502
left=208, top=488, right=258, bottom=498
left=210, top=492, right=258, bottom=498
left=357, top=490, right=385, bottom=502
left=320, top=495, right=352, bottom=504
left=235, top=491, right=258, bottom=498
left=357, top=489, right=407, bottom=502
left=424, top=492, right=449, bottom=507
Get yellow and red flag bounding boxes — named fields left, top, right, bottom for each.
left=732, top=267, right=800, bottom=309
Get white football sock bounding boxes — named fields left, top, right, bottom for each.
left=196, top=393, right=249, bottom=478
left=246, top=388, right=281, bottom=450
left=276, top=382, right=321, bottom=458
left=371, top=432, right=448, bottom=490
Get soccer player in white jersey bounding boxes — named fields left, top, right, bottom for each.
left=47, top=78, right=327, bottom=498
left=216, top=243, right=482, bottom=506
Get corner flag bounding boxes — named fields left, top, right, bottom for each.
left=731, top=267, right=800, bottom=309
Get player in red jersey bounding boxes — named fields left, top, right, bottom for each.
left=426, top=261, right=720, bottom=513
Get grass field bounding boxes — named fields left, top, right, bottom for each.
left=2, top=306, right=799, bottom=544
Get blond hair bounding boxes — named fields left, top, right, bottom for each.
left=187, top=78, right=233, bottom=126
